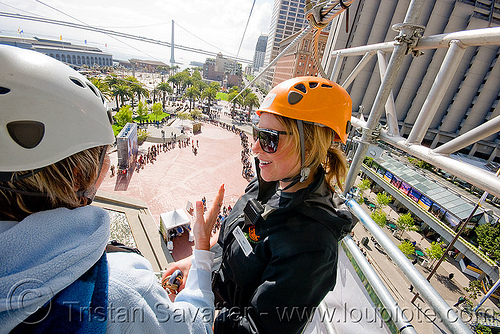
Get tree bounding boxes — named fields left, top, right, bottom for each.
left=396, top=213, right=415, bottom=232
left=465, top=280, right=483, bottom=301
left=425, top=241, right=445, bottom=267
left=408, top=157, right=434, bottom=171
left=398, top=240, right=415, bottom=259
left=136, top=101, right=148, bottom=121
left=114, top=105, right=133, bottom=127
left=244, top=93, right=260, bottom=121
left=184, top=86, right=200, bottom=111
left=358, top=178, right=371, bottom=190
left=371, top=209, right=387, bottom=228
left=156, top=82, right=173, bottom=109
left=129, top=81, right=149, bottom=109
left=474, top=223, right=500, bottom=261
left=375, top=192, right=393, bottom=208
left=151, top=102, right=163, bottom=122
left=363, top=156, right=374, bottom=167
left=111, top=84, right=132, bottom=110
left=89, top=77, right=111, bottom=101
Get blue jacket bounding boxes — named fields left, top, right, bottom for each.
left=0, top=206, right=214, bottom=333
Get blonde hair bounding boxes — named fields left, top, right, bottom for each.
left=0, top=146, right=103, bottom=221
left=277, top=115, right=348, bottom=192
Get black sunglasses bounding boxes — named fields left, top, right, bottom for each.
left=252, top=124, right=291, bottom=153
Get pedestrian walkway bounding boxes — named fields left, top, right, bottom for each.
left=99, top=121, right=249, bottom=261
left=351, top=186, right=498, bottom=332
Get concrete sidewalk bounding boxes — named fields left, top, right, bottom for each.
left=99, top=121, right=250, bottom=261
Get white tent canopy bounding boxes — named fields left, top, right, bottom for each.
left=159, top=209, right=192, bottom=242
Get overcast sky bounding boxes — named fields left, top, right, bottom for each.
left=0, top=0, right=274, bottom=68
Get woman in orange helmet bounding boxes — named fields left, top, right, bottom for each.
left=166, top=76, right=353, bottom=334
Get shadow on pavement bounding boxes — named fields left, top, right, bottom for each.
left=115, top=167, right=135, bottom=191
left=435, top=273, right=463, bottom=294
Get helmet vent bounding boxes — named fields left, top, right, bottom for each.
left=288, top=91, right=303, bottom=105
left=7, top=121, right=45, bottom=149
left=309, top=82, right=318, bottom=89
left=70, top=77, right=85, bottom=88
left=87, top=82, right=99, bottom=97
left=294, top=83, right=307, bottom=93
left=0, top=87, right=10, bottom=94
left=321, top=84, right=333, bottom=88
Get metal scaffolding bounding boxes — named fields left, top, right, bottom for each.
left=323, top=0, right=500, bottom=333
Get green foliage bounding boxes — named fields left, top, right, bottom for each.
left=363, top=156, right=374, bottom=167
left=371, top=209, right=387, bottom=228
left=216, top=92, right=229, bottom=101
left=190, top=109, right=202, bottom=119
left=398, top=241, right=415, bottom=259
left=136, top=101, right=148, bottom=120
left=408, top=157, right=434, bottom=171
left=375, top=192, right=393, bottom=207
left=465, top=280, right=483, bottom=301
left=396, top=213, right=415, bottom=232
left=244, top=93, right=260, bottom=113
left=425, top=241, right=445, bottom=261
left=358, top=178, right=371, bottom=192
left=151, top=102, right=163, bottom=121
left=474, top=323, right=492, bottom=334
left=177, top=111, right=192, bottom=121
left=137, top=129, right=148, bottom=144
left=475, top=223, right=500, bottom=261
left=114, top=105, right=133, bottom=127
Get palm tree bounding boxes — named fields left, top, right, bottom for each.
left=111, top=84, right=132, bottom=110
left=130, top=82, right=149, bottom=109
left=156, top=82, right=173, bottom=109
left=201, top=82, right=220, bottom=114
left=89, top=77, right=112, bottom=102
left=244, top=93, right=260, bottom=121
left=184, top=86, right=200, bottom=111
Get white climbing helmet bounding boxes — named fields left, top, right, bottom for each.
left=0, top=45, right=114, bottom=173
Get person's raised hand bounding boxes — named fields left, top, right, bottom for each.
left=193, top=184, right=225, bottom=251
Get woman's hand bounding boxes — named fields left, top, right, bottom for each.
left=193, top=184, right=225, bottom=251
left=162, top=255, right=193, bottom=292
left=161, top=184, right=224, bottom=292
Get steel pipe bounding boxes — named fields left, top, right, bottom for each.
left=344, top=237, right=417, bottom=334
left=344, top=0, right=425, bottom=194
left=376, top=51, right=399, bottom=136
left=346, top=200, right=473, bottom=334
left=433, top=114, right=500, bottom=155
left=341, top=51, right=375, bottom=88
left=407, top=40, right=467, bottom=144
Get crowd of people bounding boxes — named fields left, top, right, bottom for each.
left=132, top=138, right=194, bottom=173
left=240, top=131, right=254, bottom=181
left=205, top=118, right=255, bottom=182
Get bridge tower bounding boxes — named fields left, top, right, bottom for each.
left=170, top=20, right=175, bottom=66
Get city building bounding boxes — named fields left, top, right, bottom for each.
left=323, top=0, right=500, bottom=162
left=252, top=34, right=268, bottom=74
left=0, top=36, right=113, bottom=68
left=272, top=29, right=329, bottom=87
left=262, top=0, right=307, bottom=88
left=129, top=59, right=169, bottom=72
left=202, top=52, right=242, bottom=88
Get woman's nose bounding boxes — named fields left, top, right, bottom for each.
left=251, top=138, right=261, bottom=154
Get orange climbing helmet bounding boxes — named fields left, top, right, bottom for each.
left=257, top=76, right=352, bottom=144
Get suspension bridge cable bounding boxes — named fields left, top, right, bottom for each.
left=34, top=0, right=164, bottom=63
left=0, top=11, right=253, bottom=63
left=235, top=0, right=256, bottom=60
left=174, top=21, right=237, bottom=58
